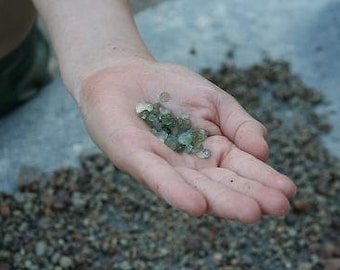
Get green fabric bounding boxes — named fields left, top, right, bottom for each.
left=0, top=23, right=52, bottom=116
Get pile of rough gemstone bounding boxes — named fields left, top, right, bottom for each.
left=136, top=93, right=211, bottom=158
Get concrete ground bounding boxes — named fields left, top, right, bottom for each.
left=1, top=0, right=339, bottom=192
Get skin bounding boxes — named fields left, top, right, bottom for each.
left=22, top=0, right=294, bottom=223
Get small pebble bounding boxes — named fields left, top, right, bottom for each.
left=213, top=252, right=223, bottom=263
left=35, top=241, right=47, bottom=256
left=159, top=92, right=171, bottom=103
left=323, top=258, right=340, bottom=270
left=178, top=130, right=193, bottom=145
left=196, top=148, right=211, bottom=159
left=0, top=204, right=10, bottom=217
left=293, top=200, right=312, bottom=212
left=135, top=101, right=153, bottom=114
left=59, top=256, right=73, bottom=268
left=0, top=262, right=10, bottom=270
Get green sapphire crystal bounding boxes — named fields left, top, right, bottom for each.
left=136, top=92, right=211, bottom=158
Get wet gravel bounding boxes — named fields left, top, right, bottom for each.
left=1, top=60, right=340, bottom=269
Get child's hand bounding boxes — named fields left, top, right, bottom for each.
left=79, top=59, right=296, bottom=224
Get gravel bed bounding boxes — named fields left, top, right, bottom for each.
left=1, top=60, right=339, bottom=270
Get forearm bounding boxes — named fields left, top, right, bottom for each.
left=32, top=0, right=153, bottom=101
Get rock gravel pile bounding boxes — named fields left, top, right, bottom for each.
left=1, top=60, right=339, bottom=270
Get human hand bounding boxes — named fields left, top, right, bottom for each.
left=79, top=59, right=296, bottom=224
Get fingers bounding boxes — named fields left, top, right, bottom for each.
left=105, top=127, right=208, bottom=216
left=215, top=90, right=269, bottom=161
left=201, top=168, right=291, bottom=216
left=202, top=135, right=296, bottom=199
left=125, top=150, right=208, bottom=217
left=176, top=167, right=262, bottom=224
left=220, top=145, right=297, bottom=198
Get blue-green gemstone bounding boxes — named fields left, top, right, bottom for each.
left=183, top=144, right=194, bottom=153
left=136, top=102, right=153, bottom=113
left=196, top=148, right=211, bottom=159
left=176, top=117, right=191, bottom=133
left=147, top=113, right=162, bottom=130
left=160, top=114, right=173, bottom=126
left=165, top=135, right=179, bottom=150
left=159, top=92, right=171, bottom=103
left=178, top=130, right=193, bottom=145
left=140, top=110, right=150, bottom=119
left=156, top=130, right=169, bottom=142
left=193, top=129, right=208, bottom=142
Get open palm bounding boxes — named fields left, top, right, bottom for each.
left=79, top=60, right=296, bottom=224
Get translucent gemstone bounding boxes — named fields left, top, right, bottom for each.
left=193, top=129, right=208, bottom=142
left=146, top=113, right=157, bottom=123
left=152, top=102, right=161, bottom=113
left=155, top=130, right=169, bottom=142
left=196, top=148, right=211, bottom=159
left=136, top=101, right=153, bottom=114
left=159, top=92, right=171, bottom=103
left=151, top=128, right=158, bottom=135
left=176, top=117, right=191, bottom=133
left=147, top=113, right=162, bottom=130
left=192, top=129, right=208, bottom=147
left=191, top=146, right=201, bottom=153
left=139, top=110, right=150, bottom=120
left=178, top=130, right=193, bottom=145
left=160, top=114, right=173, bottom=126
left=175, top=144, right=186, bottom=153
left=165, top=135, right=179, bottom=150
left=159, top=106, right=171, bottom=115
left=168, top=123, right=178, bottom=135
left=183, top=144, right=194, bottom=153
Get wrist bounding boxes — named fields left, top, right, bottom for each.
left=60, top=44, right=154, bottom=103
left=32, top=0, right=153, bottom=101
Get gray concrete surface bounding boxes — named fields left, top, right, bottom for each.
left=1, top=0, right=340, bottom=192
